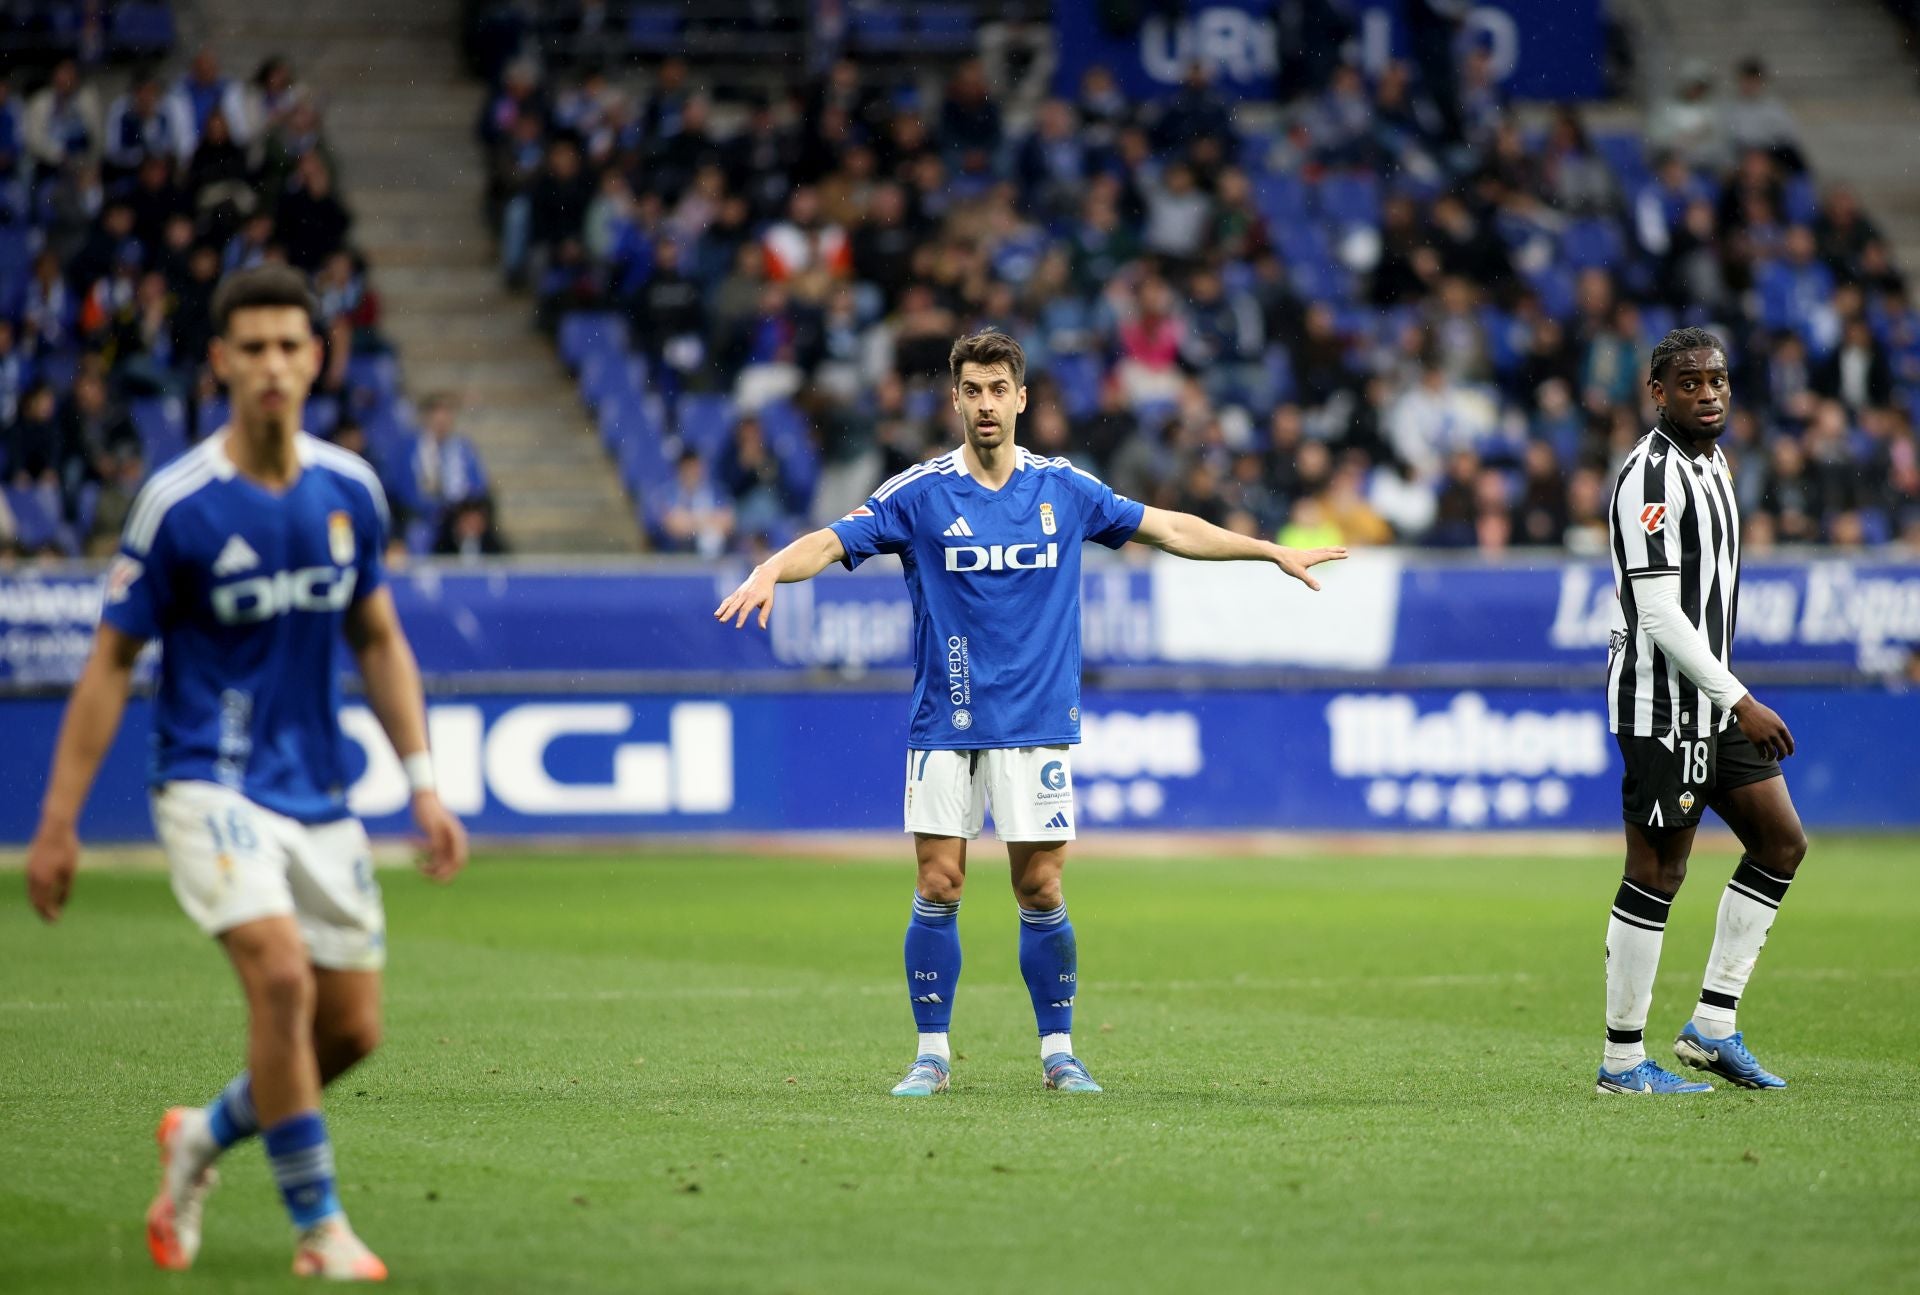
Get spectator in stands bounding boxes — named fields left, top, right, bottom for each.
left=1634, top=152, right=1713, bottom=258
left=715, top=415, right=792, bottom=539
left=24, top=60, right=100, bottom=179
left=58, top=368, right=138, bottom=509
left=1563, top=466, right=1610, bottom=555
left=128, top=153, right=188, bottom=253
left=407, top=394, right=489, bottom=521
left=1724, top=57, right=1803, bottom=172
left=169, top=48, right=249, bottom=146
left=939, top=59, right=1003, bottom=160
left=1540, top=106, right=1619, bottom=217
left=5, top=384, right=63, bottom=489
left=1140, top=162, right=1212, bottom=265
left=105, top=73, right=193, bottom=177
left=1815, top=317, right=1894, bottom=412
left=433, top=496, right=509, bottom=560
left=276, top=152, right=352, bottom=272
left=1150, top=62, right=1234, bottom=158
left=761, top=185, right=852, bottom=299
left=661, top=448, right=733, bottom=557
left=1814, top=184, right=1882, bottom=277
left=0, top=322, right=26, bottom=428
left=1015, top=99, right=1086, bottom=225
left=22, top=250, right=77, bottom=355
left=1391, top=363, right=1495, bottom=484
left=1647, top=59, right=1725, bottom=171
left=239, top=56, right=307, bottom=152
left=187, top=110, right=252, bottom=205
left=1116, top=276, right=1186, bottom=406
left=1760, top=435, right=1823, bottom=542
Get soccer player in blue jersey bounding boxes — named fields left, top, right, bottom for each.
left=25, top=265, right=466, bottom=1280
left=716, top=330, right=1344, bottom=1096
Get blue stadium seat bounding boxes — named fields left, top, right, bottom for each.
left=775, top=438, right=821, bottom=508
left=558, top=312, right=627, bottom=372
left=618, top=432, right=675, bottom=496
left=1051, top=352, right=1102, bottom=419
left=0, top=228, right=32, bottom=317
left=757, top=400, right=809, bottom=457
left=131, top=396, right=189, bottom=468
left=109, top=2, right=176, bottom=54
left=1639, top=305, right=1678, bottom=344
left=1528, top=265, right=1578, bottom=321
left=580, top=350, right=639, bottom=415
left=676, top=394, right=736, bottom=461
left=1593, top=133, right=1648, bottom=187
left=1783, top=175, right=1819, bottom=226
left=849, top=5, right=909, bottom=51
left=1317, top=174, right=1381, bottom=230
left=627, top=6, right=683, bottom=50
left=5, top=484, right=67, bottom=554
left=916, top=4, right=976, bottom=51
left=1253, top=174, right=1310, bottom=225
left=1561, top=218, right=1625, bottom=271
left=346, top=353, right=400, bottom=401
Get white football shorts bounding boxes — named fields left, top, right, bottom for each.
left=903, top=745, right=1076, bottom=842
left=151, top=780, right=386, bottom=971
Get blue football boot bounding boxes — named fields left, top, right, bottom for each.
left=889, top=1055, right=950, bottom=1097
left=1595, top=1057, right=1713, bottom=1095
left=1673, top=1023, right=1787, bottom=1089
left=1042, top=1053, right=1103, bottom=1093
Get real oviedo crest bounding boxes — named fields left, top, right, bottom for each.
left=329, top=511, right=356, bottom=565
left=1038, top=502, right=1057, bottom=536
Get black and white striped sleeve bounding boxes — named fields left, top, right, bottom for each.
left=1614, top=450, right=1681, bottom=579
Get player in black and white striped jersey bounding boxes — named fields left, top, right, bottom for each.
left=1594, top=328, right=1810, bottom=1096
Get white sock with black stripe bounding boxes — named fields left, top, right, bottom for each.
left=1604, top=877, right=1675, bottom=1072
left=1692, top=855, right=1792, bottom=1038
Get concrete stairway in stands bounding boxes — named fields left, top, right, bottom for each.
left=1627, top=0, right=1920, bottom=273
left=184, top=0, right=643, bottom=553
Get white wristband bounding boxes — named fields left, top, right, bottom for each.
left=402, top=751, right=437, bottom=795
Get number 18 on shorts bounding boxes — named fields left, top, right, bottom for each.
left=1616, top=727, right=1781, bottom=829
left=903, top=746, right=1076, bottom=841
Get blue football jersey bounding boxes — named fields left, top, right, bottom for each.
left=100, top=431, right=390, bottom=823
left=829, top=446, right=1144, bottom=749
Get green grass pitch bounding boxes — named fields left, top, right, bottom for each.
left=3, top=840, right=1917, bottom=1294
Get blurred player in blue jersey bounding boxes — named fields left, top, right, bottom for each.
left=25, top=265, right=467, bottom=1281
left=716, top=330, right=1344, bottom=1096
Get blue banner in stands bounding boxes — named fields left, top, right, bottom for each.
left=1052, top=0, right=1603, bottom=103
left=1354, top=0, right=1606, bottom=101
left=2, top=685, right=1913, bottom=842
left=4, top=557, right=1919, bottom=686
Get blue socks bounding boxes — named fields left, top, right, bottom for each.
left=1019, top=902, right=1077, bottom=1039
left=262, top=1111, right=342, bottom=1230
left=904, top=894, right=962, bottom=1033
left=205, top=1072, right=259, bottom=1149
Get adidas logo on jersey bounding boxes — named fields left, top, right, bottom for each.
left=1044, top=811, right=1070, bottom=830
left=212, top=534, right=260, bottom=576
left=942, top=516, right=975, bottom=538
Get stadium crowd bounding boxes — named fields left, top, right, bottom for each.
left=0, top=40, right=494, bottom=559
left=482, top=39, right=1920, bottom=557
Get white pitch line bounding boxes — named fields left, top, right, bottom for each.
left=3, top=966, right=1912, bottom=1014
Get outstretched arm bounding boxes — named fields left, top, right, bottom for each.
left=1130, top=506, right=1347, bottom=591
left=345, top=587, right=467, bottom=882
left=27, top=623, right=145, bottom=922
left=714, top=527, right=849, bottom=629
